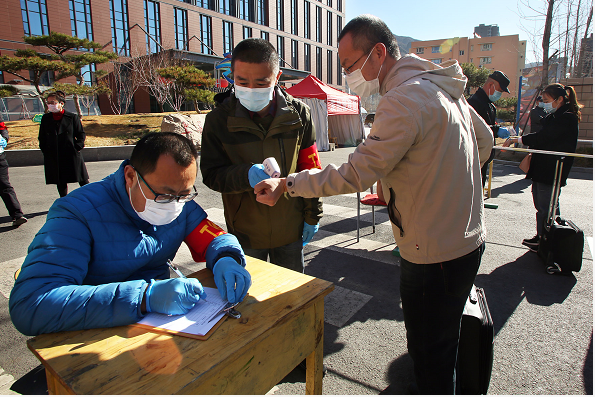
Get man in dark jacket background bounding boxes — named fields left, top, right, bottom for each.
left=467, top=70, right=510, bottom=187
left=200, top=38, right=323, bottom=273
left=0, top=119, right=27, bottom=227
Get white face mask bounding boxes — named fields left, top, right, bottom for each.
left=48, top=104, right=62, bottom=113
left=129, top=175, right=185, bottom=226
left=235, top=84, right=275, bottom=112
left=344, top=48, right=383, bottom=98
left=542, top=101, right=556, bottom=114
left=488, top=89, right=502, bottom=102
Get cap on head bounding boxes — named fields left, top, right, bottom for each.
left=488, top=71, right=510, bottom=93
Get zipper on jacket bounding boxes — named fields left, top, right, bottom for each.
left=387, top=187, right=404, bottom=237
left=278, top=137, right=288, bottom=176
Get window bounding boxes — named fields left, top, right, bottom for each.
left=200, top=15, right=213, bottom=54
left=316, top=46, right=322, bottom=79
left=416, top=47, right=424, bottom=54
left=316, top=6, right=322, bottom=43
left=290, top=0, right=298, bottom=35
left=256, top=0, right=266, bottom=25
left=327, top=10, right=332, bottom=46
left=479, top=57, right=492, bottom=65
left=336, top=52, right=342, bottom=85
left=277, top=36, right=285, bottom=68
left=144, top=0, right=161, bottom=54
left=243, top=26, right=252, bottom=39
left=276, top=0, right=284, bottom=31
left=197, top=0, right=214, bottom=10
left=337, top=15, right=342, bottom=43
left=431, top=46, right=440, bottom=53
left=220, top=0, right=234, bottom=16
left=459, top=50, right=464, bottom=56
left=21, top=0, right=49, bottom=36
left=470, top=45, right=474, bottom=52
left=291, top=39, right=298, bottom=69
left=261, top=30, right=269, bottom=41
left=31, top=70, right=54, bottom=86
left=174, top=8, right=188, bottom=50
left=327, top=0, right=331, bottom=6
left=481, top=43, right=492, bottom=51
left=223, top=21, right=234, bottom=54
left=70, top=0, right=93, bottom=41
left=238, top=0, right=251, bottom=21
left=430, top=58, right=442, bottom=64
left=304, top=43, right=311, bottom=72
left=110, top=0, right=129, bottom=56
left=336, top=0, right=341, bottom=11
left=327, top=50, right=332, bottom=84
left=304, top=1, right=310, bottom=39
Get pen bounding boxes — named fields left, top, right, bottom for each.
left=167, top=259, right=186, bottom=278
left=167, top=259, right=207, bottom=302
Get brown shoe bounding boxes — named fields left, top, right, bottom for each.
left=12, top=216, right=28, bottom=227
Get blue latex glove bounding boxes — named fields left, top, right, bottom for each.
left=213, top=257, right=252, bottom=303
left=0, top=137, right=6, bottom=148
left=497, top=127, right=510, bottom=139
left=248, top=164, right=269, bottom=188
left=145, top=278, right=207, bottom=315
left=302, top=222, right=319, bottom=246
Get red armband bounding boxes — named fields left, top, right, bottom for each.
left=0, top=122, right=6, bottom=130
left=297, top=143, right=322, bottom=171
left=184, top=219, right=226, bottom=262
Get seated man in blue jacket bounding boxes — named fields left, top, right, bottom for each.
left=10, top=132, right=251, bottom=336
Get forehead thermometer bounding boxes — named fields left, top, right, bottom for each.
left=263, top=157, right=281, bottom=178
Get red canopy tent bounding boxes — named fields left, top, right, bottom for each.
left=286, top=75, right=365, bottom=150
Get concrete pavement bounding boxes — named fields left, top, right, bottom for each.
left=0, top=147, right=592, bottom=394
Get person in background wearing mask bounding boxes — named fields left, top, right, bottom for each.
left=0, top=118, right=27, bottom=227
left=529, top=96, right=547, bottom=134
left=503, top=84, right=581, bottom=252
left=10, top=132, right=251, bottom=336
left=38, top=91, right=89, bottom=197
left=200, top=38, right=323, bottom=274
left=253, top=14, right=493, bottom=394
left=467, top=71, right=510, bottom=187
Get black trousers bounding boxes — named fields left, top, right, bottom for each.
left=481, top=149, right=496, bottom=188
left=0, top=156, right=23, bottom=219
left=57, top=180, right=89, bottom=197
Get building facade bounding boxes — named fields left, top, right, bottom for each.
left=410, top=34, right=526, bottom=98
left=0, top=0, right=345, bottom=114
left=474, top=24, right=499, bottom=38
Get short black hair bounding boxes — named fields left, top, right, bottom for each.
left=47, top=90, right=66, bottom=104
left=338, top=14, right=400, bottom=59
left=231, top=38, right=279, bottom=74
left=130, top=132, right=198, bottom=175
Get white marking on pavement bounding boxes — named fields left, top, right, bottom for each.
left=587, top=236, right=593, bottom=257
left=0, top=257, right=25, bottom=299
left=324, top=285, right=373, bottom=328
left=322, top=203, right=391, bottom=226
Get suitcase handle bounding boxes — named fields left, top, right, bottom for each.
left=546, top=157, right=564, bottom=231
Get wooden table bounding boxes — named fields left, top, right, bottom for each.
left=27, top=257, right=334, bottom=394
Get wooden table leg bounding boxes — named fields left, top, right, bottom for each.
left=305, top=300, right=325, bottom=395
left=45, top=367, right=73, bottom=395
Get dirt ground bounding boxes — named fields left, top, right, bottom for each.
left=3, top=112, right=201, bottom=150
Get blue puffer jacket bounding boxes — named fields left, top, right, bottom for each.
left=9, top=160, right=245, bottom=336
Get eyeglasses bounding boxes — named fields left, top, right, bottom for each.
left=342, top=52, right=368, bottom=76
left=136, top=170, right=198, bottom=203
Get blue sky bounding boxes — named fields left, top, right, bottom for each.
left=345, top=0, right=540, bottom=63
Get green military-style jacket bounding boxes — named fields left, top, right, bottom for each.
left=200, top=87, right=323, bottom=250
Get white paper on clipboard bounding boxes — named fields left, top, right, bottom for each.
left=137, top=287, right=229, bottom=336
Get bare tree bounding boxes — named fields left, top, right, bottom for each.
left=100, top=60, right=142, bottom=115
left=131, top=50, right=180, bottom=113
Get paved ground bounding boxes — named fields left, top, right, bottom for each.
left=0, top=147, right=592, bottom=394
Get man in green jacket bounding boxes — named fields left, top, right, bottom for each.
left=200, top=38, right=323, bottom=273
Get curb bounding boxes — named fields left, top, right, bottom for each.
left=5, top=146, right=135, bottom=167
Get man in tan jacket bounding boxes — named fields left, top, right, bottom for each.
left=255, top=14, right=493, bottom=394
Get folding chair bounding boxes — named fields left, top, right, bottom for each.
left=356, top=185, right=387, bottom=242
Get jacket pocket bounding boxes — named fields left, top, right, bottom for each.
left=387, top=187, right=404, bottom=237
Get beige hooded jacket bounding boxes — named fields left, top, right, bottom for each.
left=285, top=54, right=493, bottom=264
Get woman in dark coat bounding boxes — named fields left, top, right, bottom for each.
left=38, top=91, right=89, bottom=197
left=504, top=83, right=581, bottom=251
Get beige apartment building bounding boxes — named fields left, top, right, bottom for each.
left=410, top=35, right=527, bottom=98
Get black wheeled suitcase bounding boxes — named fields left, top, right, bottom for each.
left=537, top=157, right=584, bottom=274
left=456, top=285, right=494, bottom=395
